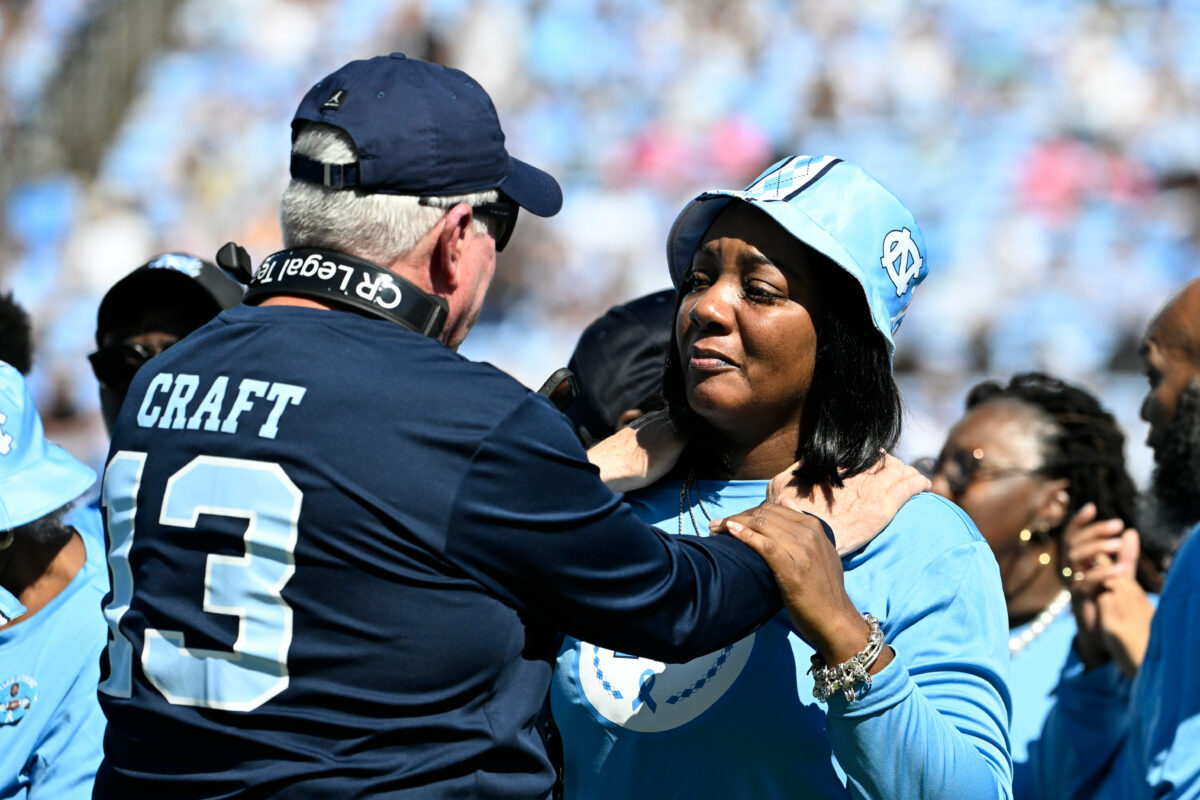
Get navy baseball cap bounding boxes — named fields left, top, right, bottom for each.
left=666, top=155, right=928, bottom=358
left=291, top=53, right=563, bottom=217
left=95, top=253, right=245, bottom=345
left=0, top=361, right=95, bottom=530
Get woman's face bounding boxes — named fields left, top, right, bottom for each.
left=932, top=400, right=1057, bottom=584
left=676, top=203, right=822, bottom=446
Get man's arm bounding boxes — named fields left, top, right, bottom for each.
left=445, top=395, right=781, bottom=663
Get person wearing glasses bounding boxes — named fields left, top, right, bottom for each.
left=89, top=253, right=244, bottom=435
left=929, top=372, right=1165, bottom=799
left=90, top=56, right=926, bottom=799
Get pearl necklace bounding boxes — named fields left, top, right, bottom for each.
left=1009, top=589, right=1071, bottom=656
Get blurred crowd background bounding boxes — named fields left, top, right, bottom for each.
left=4, top=0, right=1200, bottom=486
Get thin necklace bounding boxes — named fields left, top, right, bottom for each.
left=678, top=470, right=712, bottom=537
left=1009, top=589, right=1071, bottom=656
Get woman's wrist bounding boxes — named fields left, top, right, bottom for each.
left=813, top=606, right=877, bottom=666
left=809, top=612, right=894, bottom=702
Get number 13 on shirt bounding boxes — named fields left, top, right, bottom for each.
left=99, top=451, right=302, bottom=712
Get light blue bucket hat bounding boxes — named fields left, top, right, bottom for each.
left=0, top=361, right=96, bottom=530
left=666, top=155, right=928, bottom=357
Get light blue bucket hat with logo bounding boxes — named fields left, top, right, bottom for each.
left=666, top=155, right=928, bottom=358
left=0, top=361, right=96, bottom=531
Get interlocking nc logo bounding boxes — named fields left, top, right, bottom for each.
left=880, top=228, right=923, bottom=298
left=0, top=412, right=12, bottom=456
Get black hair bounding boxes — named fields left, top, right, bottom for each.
left=6, top=503, right=75, bottom=549
left=966, top=372, right=1165, bottom=591
left=663, top=247, right=900, bottom=487
left=0, top=292, right=33, bottom=375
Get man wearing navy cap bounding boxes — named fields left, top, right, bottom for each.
left=0, top=362, right=107, bottom=799
left=92, top=55, right=922, bottom=799
left=89, top=252, right=244, bottom=434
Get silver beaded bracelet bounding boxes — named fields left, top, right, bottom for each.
left=808, top=613, right=884, bottom=703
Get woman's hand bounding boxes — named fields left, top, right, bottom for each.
left=586, top=410, right=685, bottom=492
left=1095, top=574, right=1155, bottom=678
left=764, top=453, right=931, bottom=555
left=713, top=503, right=893, bottom=673
left=1063, top=503, right=1148, bottom=672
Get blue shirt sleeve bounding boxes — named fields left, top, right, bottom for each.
left=444, top=393, right=783, bottom=663
left=827, top=498, right=1013, bottom=800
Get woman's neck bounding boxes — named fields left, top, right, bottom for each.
left=685, top=428, right=798, bottom=480
left=1003, top=541, right=1068, bottom=629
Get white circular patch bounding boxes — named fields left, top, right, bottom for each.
left=576, top=633, right=755, bottom=732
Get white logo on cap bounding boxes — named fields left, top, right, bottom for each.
left=148, top=254, right=204, bottom=279
left=880, top=228, right=923, bottom=298
left=0, top=412, right=12, bottom=456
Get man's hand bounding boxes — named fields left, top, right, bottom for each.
left=586, top=410, right=686, bottom=493
left=757, top=453, right=930, bottom=555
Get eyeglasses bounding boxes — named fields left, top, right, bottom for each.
left=88, top=341, right=173, bottom=392
left=419, top=197, right=520, bottom=252
left=471, top=199, right=519, bottom=252
left=931, top=448, right=1041, bottom=502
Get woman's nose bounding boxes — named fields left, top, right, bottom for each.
left=688, top=281, right=734, bottom=331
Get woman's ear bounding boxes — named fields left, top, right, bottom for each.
left=1034, top=480, right=1071, bottom=532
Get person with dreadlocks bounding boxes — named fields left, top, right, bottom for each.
left=930, top=371, right=1165, bottom=800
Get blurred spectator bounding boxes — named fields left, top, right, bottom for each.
left=929, top=371, right=1164, bottom=799
left=565, top=288, right=674, bottom=446
left=5, top=0, right=1200, bottom=481
left=87, top=252, right=243, bottom=435
left=0, top=361, right=106, bottom=800
left=1032, top=279, right=1200, bottom=799
left=0, top=292, right=33, bottom=375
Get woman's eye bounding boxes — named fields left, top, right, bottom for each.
left=682, top=273, right=711, bottom=292
left=745, top=283, right=781, bottom=302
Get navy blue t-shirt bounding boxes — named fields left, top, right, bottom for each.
left=93, top=304, right=779, bottom=799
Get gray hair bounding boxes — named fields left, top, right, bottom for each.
left=280, top=122, right=497, bottom=265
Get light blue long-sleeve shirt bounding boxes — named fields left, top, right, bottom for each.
left=1032, top=523, right=1200, bottom=799
left=0, top=527, right=108, bottom=800
left=551, top=482, right=1013, bottom=799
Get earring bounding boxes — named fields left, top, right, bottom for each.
left=1019, top=528, right=1033, bottom=543
left=0, top=530, right=13, bottom=551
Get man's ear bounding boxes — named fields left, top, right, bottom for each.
left=431, top=203, right=474, bottom=295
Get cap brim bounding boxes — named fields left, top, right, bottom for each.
left=0, top=441, right=95, bottom=530
left=666, top=193, right=897, bottom=354
left=499, top=156, right=563, bottom=217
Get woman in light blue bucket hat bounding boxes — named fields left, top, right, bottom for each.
left=0, top=361, right=109, bottom=800
left=551, top=156, right=1013, bottom=799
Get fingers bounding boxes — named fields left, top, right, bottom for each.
left=1114, top=529, right=1141, bottom=570
left=1070, top=562, right=1131, bottom=596
left=721, top=513, right=826, bottom=563
left=890, top=466, right=932, bottom=504
left=1067, top=536, right=1124, bottom=568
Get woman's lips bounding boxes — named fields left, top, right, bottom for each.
left=688, top=347, right=737, bottom=371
